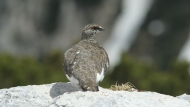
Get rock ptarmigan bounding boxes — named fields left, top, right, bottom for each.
left=63, top=24, right=109, bottom=91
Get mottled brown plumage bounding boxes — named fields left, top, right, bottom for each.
left=63, top=24, right=109, bottom=91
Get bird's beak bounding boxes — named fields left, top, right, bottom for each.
left=99, top=26, right=105, bottom=31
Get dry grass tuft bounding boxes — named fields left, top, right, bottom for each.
left=109, top=82, right=138, bottom=92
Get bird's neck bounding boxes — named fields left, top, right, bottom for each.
left=81, top=33, right=97, bottom=43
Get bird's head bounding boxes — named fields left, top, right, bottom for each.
left=81, top=24, right=105, bottom=40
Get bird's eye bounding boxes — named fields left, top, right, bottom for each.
left=91, top=26, right=99, bottom=30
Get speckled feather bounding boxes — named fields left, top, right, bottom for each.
left=63, top=24, right=109, bottom=91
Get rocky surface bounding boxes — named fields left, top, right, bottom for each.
left=0, top=82, right=189, bottom=107
left=177, top=93, right=190, bottom=102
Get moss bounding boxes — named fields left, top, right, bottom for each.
left=109, top=82, right=137, bottom=92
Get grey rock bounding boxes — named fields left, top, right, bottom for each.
left=177, top=93, right=190, bottom=102
left=0, top=82, right=190, bottom=107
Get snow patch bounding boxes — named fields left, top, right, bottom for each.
left=104, top=0, right=154, bottom=70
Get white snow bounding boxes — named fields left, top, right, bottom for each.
left=0, top=82, right=189, bottom=107
left=104, top=0, right=154, bottom=70
left=179, top=30, right=190, bottom=62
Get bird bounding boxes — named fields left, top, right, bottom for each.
left=63, top=24, right=109, bottom=91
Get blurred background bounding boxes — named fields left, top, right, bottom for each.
left=0, top=0, right=190, bottom=96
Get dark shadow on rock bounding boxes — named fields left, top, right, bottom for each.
left=50, top=82, right=81, bottom=98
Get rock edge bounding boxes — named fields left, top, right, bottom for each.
left=0, top=82, right=189, bottom=107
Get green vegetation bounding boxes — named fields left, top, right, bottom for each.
left=0, top=52, right=189, bottom=96
left=101, top=54, right=190, bottom=96
left=0, top=52, right=67, bottom=88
